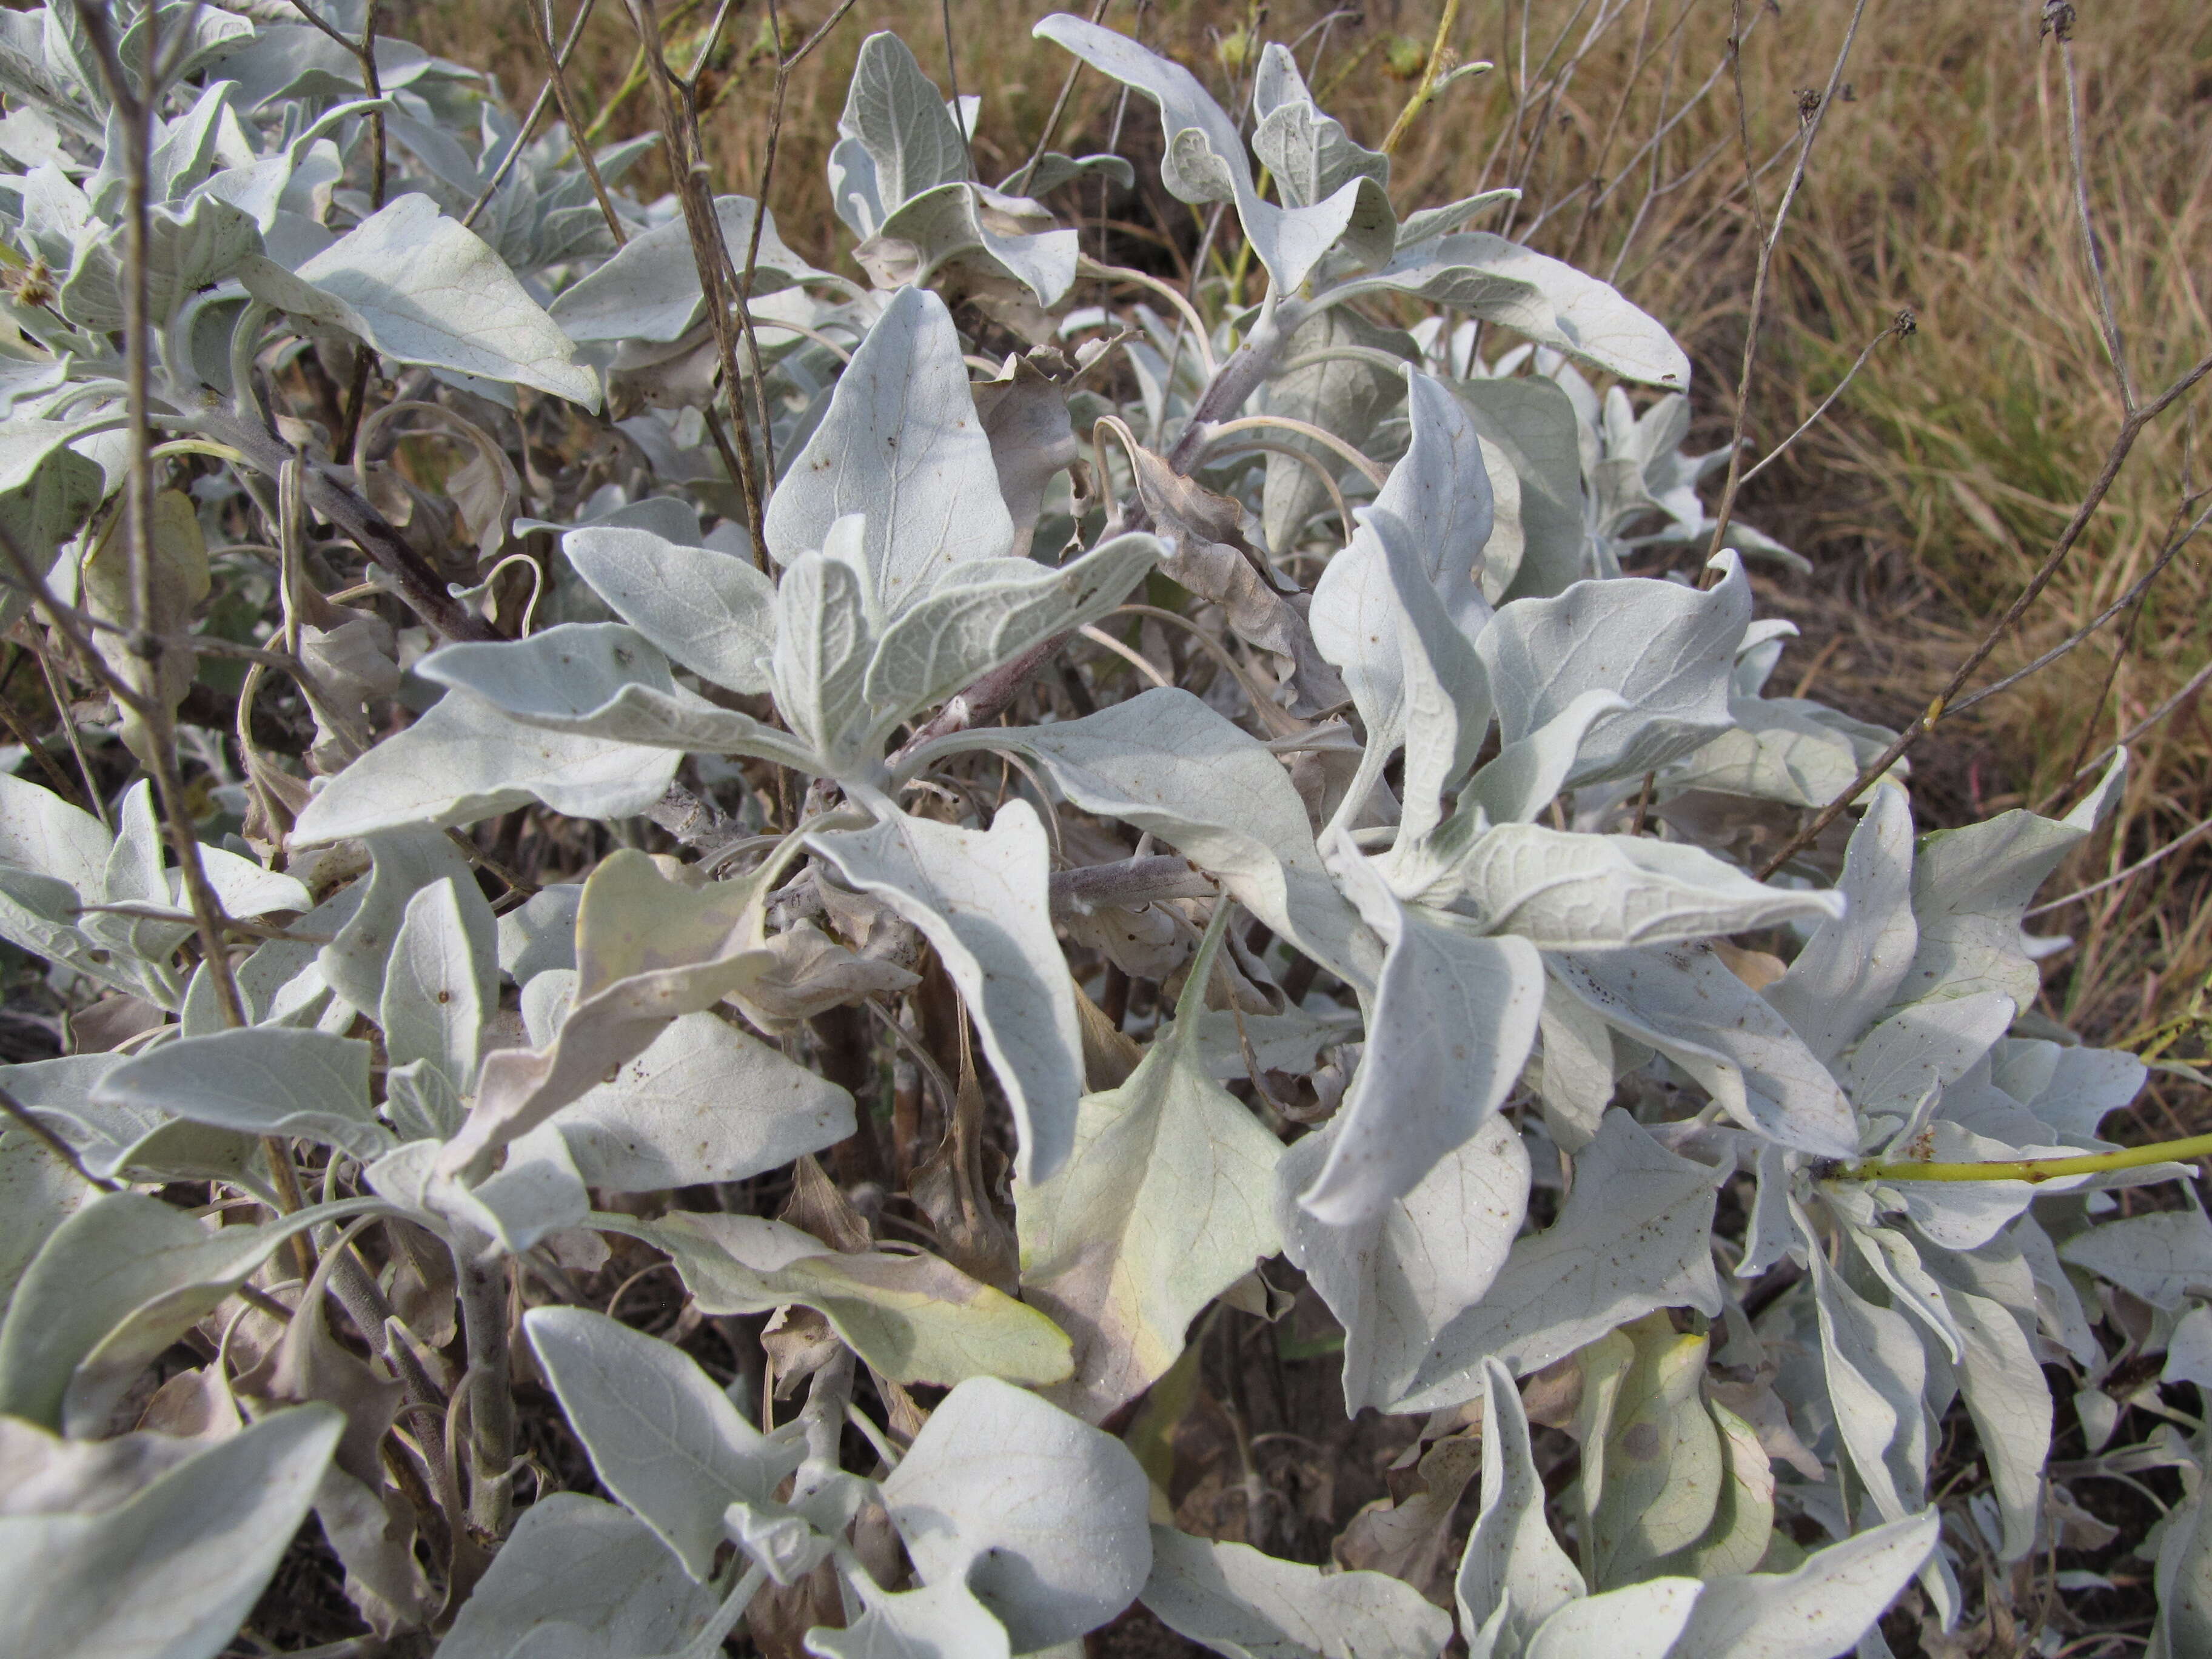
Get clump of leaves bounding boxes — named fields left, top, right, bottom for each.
left=0, top=7, right=2204, bottom=1659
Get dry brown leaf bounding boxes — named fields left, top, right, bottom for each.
left=1331, top=1429, right=1483, bottom=1595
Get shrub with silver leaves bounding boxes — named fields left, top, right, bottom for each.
left=0, top=7, right=2199, bottom=1659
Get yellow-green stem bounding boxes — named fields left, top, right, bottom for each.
left=1381, top=0, right=1463, bottom=157
left=1834, top=1131, right=2212, bottom=1185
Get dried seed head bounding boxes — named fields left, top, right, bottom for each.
left=5, top=255, right=54, bottom=311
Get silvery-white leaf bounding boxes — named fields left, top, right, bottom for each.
left=290, top=688, right=682, bottom=843
left=1016, top=916, right=1285, bottom=1421
left=1439, top=825, right=1844, bottom=951
left=526, top=1307, right=806, bottom=1582
left=497, top=883, right=582, bottom=983
left=0, top=434, right=102, bottom=634
left=1535, top=979, right=1618, bottom=1151
left=439, top=851, right=785, bottom=1183
left=1278, top=1113, right=1528, bottom=1414
left=1800, top=1200, right=1928, bottom=1523
left=805, top=1572, right=1014, bottom=1659
left=57, top=193, right=261, bottom=330
left=1454, top=1356, right=1586, bottom=1651
left=0, top=772, right=110, bottom=896
left=1473, top=554, right=1750, bottom=785
left=0, top=1415, right=224, bottom=1518
left=1191, top=1004, right=1358, bottom=1083
left=384, top=1057, right=463, bottom=1143
left=1525, top=1578, right=1702, bottom=1659
left=552, top=1008, right=855, bottom=1190
left=953, top=688, right=1373, bottom=988
left=1932, top=1279, right=2048, bottom=1561
left=1011, top=150, right=1136, bottom=195
left=550, top=195, right=820, bottom=344
left=0, top=1404, right=341, bottom=1659
left=1662, top=1510, right=1938, bottom=1659
left=1663, top=700, right=1865, bottom=808
left=771, top=539, right=876, bottom=769
left=1889, top=753, right=2125, bottom=1012
left=2150, top=1487, right=2212, bottom=1659
left=320, top=827, right=489, bottom=1017
left=879, top=1375, right=1152, bottom=1652
left=1398, top=1112, right=1724, bottom=1409
left=840, top=32, right=972, bottom=209
left=1766, top=786, right=1916, bottom=1064
left=864, top=533, right=1161, bottom=742
left=0, top=1192, right=361, bottom=1433
left=763, top=286, right=1014, bottom=618
left=415, top=623, right=818, bottom=766
left=2165, top=1305, right=2212, bottom=1389
left=435, top=1493, right=722, bottom=1659
left=973, top=350, right=1081, bottom=561
left=91, top=1027, right=389, bottom=1159
left=240, top=193, right=598, bottom=406
left=563, top=525, right=777, bottom=694
left=1988, top=1037, right=2145, bottom=1143
left=808, top=802, right=1082, bottom=1184
left=1256, top=307, right=1412, bottom=555
left=96, top=777, right=169, bottom=908
left=1298, top=839, right=1541, bottom=1226
left=202, top=879, right=363, bottom=1030
left=863, top=180, right=1080, bottom=306
left=1549, top=948, right=1860, bottom=1159
left=1033, top=15, right=1390, bottom=293
left=186, top=19, right=427, bottom=112
left=455, top=1120, right=591, bottom=1253
left=1248, top=43, right=1390, bottom=210
left=1141, top=1524, right=1452, bottom=1659
left=380, top=877, right=484, bottom=1096
left=1311, top=376, right=1493, bottom=843
left=187, top=844, right=312, bottom=920
left=517, top=494, right=706, bottom=547
left=2060, top=1210, right=2212, bottom=1310
left=1339, top=232, right=1688, bottom=387
left=0, top=865, right=87, bottom=980
left=0, top=1052, right=255, bottom=1188
left=1840, top=991, right=2014, bottom=1124
left=1449, top=689, right=1627, bottom=833
left=1842, top=1222, right=1963, bottom=1365
left=0, top=1131, right=93, bottom=1321
left=1885, top=1123, right=2042, bottom=1252
left=645, top=1212, right=1074, bottom=1387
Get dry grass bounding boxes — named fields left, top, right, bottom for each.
left=400, top=0, right=2212, bottom=1060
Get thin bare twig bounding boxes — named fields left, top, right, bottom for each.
left=1738, top=310, right=1914, bottom=487
left=2026, top=816, right=2212, bottom=921
left=75, top=3, right=313, bottom=1269
left=1757, top=347, right=2212, bottom=879
left=2059, top=36, right=2136, bottom=411
left=461, top=0, right=603, bottom=230
left=2053, top=572, right=2150, bottom=803
left=939, top=0, right=971, bottom=174
left=1946, top=495, right=2211, bottom=721
left=32, top=639, right=109, bottom=830
left=1009, top=0, right=1114, bottom=194
left=1703, top=0, right=1874, bottom=568
left=534, top=0, right=626, bottom=246
left=625, top=0, right=767, bottom=552
left=2047, top=655, right=2212, bottom=812
left=737, top=0, right=863, bottom=495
